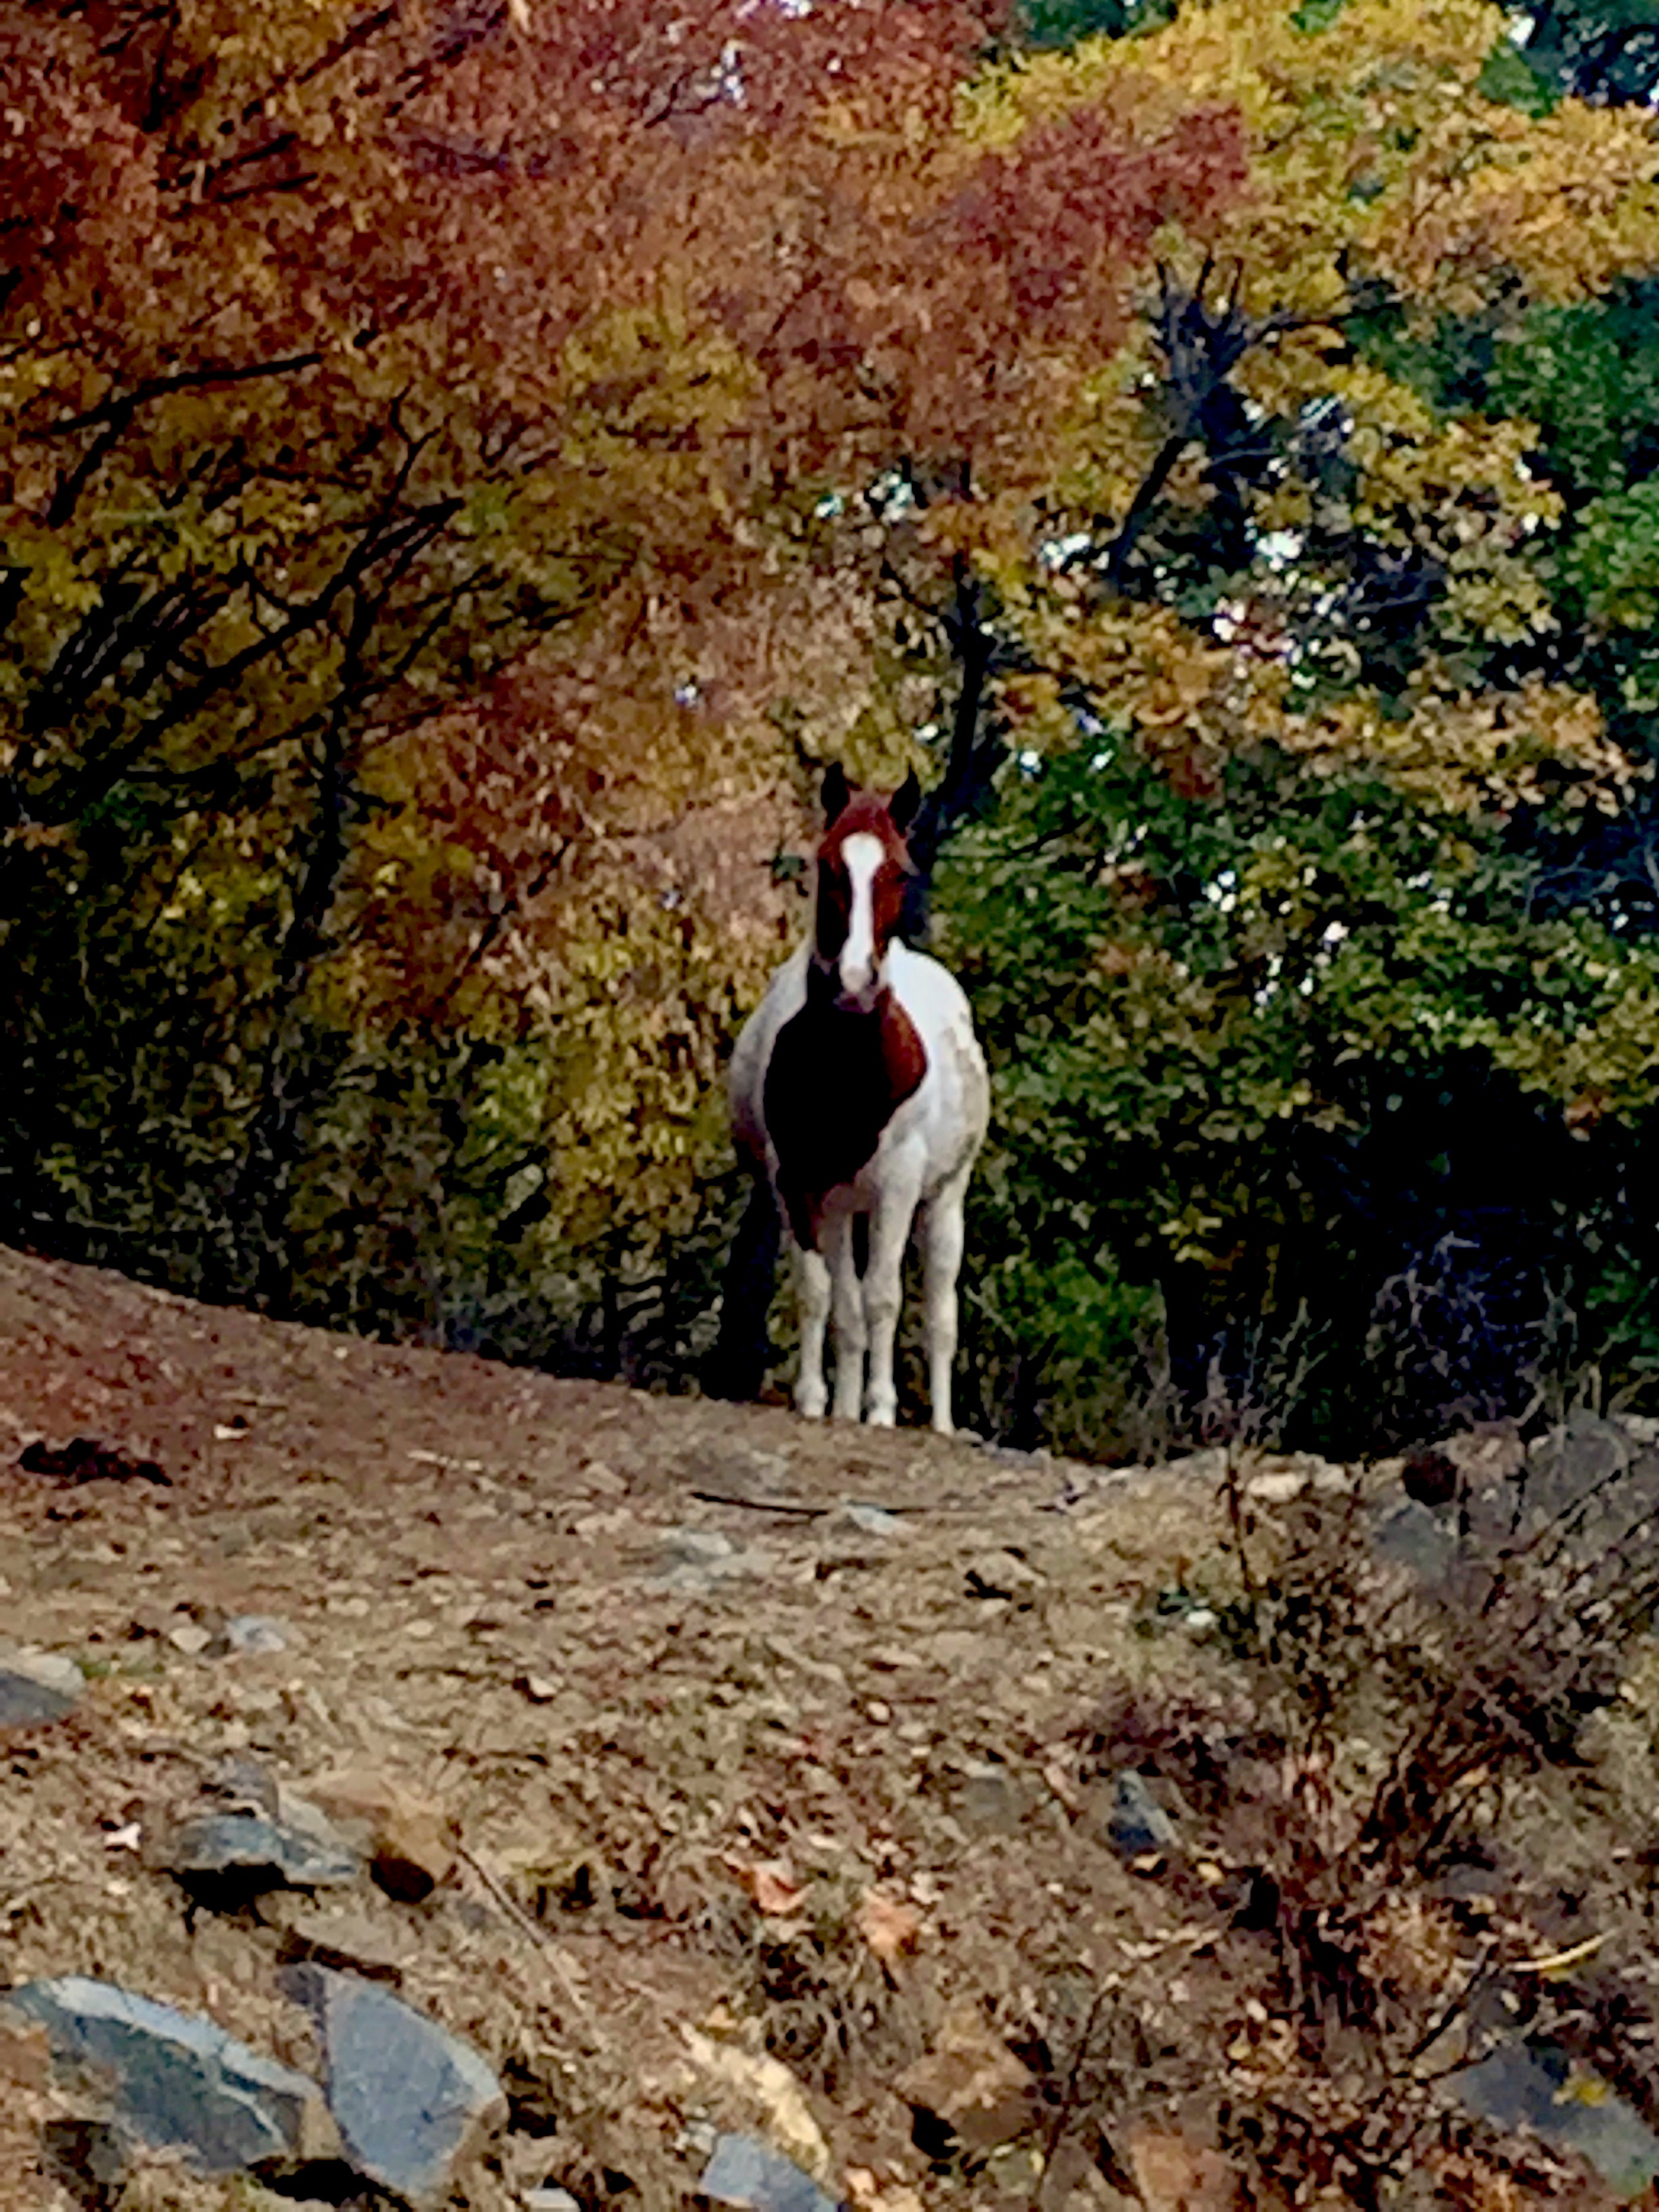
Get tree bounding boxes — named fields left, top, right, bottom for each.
left=0, top=0, right=1245, bottom=1368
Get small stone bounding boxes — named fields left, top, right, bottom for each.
left=1106, top=1771, right=1177, bottom=1858
left=523, top=2190, right=581, bottom=2212
left=1243, top=1471, right=1307, bottom=1505
left=211, top=1616, right=292, bottom=1657
left=836, top=1501, right=905, bottom=1536
left=699, top=2133, right=841, bottom=2212
left=167, top=1622, right=214, bottom=1657
left=893, top=2010, right=1036, bottom=2153
left=518, top=1674, right=560, bottom=1704
left=651, top=1528, right=774, bottom=1593
left=964, top=1551, right=1042, bottom=1598
left=0, top=1644, right=85, bottom=1731
left=156, top=1809, right=359, bottom=1905
left=300, top=1770, right=455, bottom=1903
left=1181, top=1605, right=1219, bottom=1637
left=276, top=1908, right=409, bottom=1986
left=283, top=1964, right=506, bottom=2207
left=1, top=1976, right=329, bottom=2173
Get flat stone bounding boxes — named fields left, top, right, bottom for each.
left=1456, top=2042, right=1659, bottom=2198
left=211, top=1616, right=292, bottom=1657
left=835, top=1501, right=905, bottom=1536
left=158, top=1810, right=359, bottom=1904
left=283, top=1964, right=506, bottom=2207
left=699, top=2133, right=842, bottom=2212
left=0, top=1645, right=84, bottom=1730
left=1, top=1977, right=328, bottom=2173
left=651, top=1528, right=774, bottom=1593
left=275, top=1907, right=409, bottom=1985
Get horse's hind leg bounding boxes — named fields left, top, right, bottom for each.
left=792, top=1240, right=831, bottom=1420
left=824, top=1211, right=866, bottom=1422
left=921, top=1170, right=970, bottom=1435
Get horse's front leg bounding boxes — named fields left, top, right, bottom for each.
left=792, top=1239, right=831, bottom=1420
left=920, top=1169, right=971, bottom=1435
left=862, top=1174, right=922, bottom=1427
left=823, top=1211, right=866, bottom=1422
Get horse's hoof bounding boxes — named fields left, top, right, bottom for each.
left=865, top=1404, right=897, bottom=1429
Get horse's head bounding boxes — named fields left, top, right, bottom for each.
left=812, top=762, right=921, bottom=1014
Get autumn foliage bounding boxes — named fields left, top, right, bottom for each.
left=4, top=0, right=1659, bottom=1443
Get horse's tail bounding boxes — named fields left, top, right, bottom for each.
left=703, top=1174, right=781, bottom=1401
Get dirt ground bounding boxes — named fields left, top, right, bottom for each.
left=1, top=1244, right=1655, bottom=2212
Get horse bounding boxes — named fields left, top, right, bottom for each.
left=726, top=764, right=989, bottom=1433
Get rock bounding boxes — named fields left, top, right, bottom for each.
left=275, top=1906, right=410, bottom=1985
left=964, top=1550, right=1042, bottom=1598
left=835, top=1502, right=905, bottom=1537
left=1243, top=1470, right=1307, bottom=1505
left=1370, top=1498, right=1462, bottom=1592
left=1455, top=2042, right=1659, bottom=2198
left=523, top=2190, right=581, bottom=2212
left=0, top=1644, right=84, bottom=1732
left=1, top=1976, right=329, bottom=2173
left=155, top=1805, right=359, bottom=1906
left=1128, top=2129, right=1242, bottom=2212
left=698, top=2133, right=842, bottom=2212
left=210, top=1615, right=292, bottom=1657
left=300, top=1769, right=455, bottom=1902
left=1106, top=1771, right=1177, bottom=1858
left=893, top=2010, right=1036, bottom=2154
left=282, top=1963, right=506, bottom=2207
left=166, top=1621, right=214, bottom=1656
left=652, top=1528, right=774, bottom=1593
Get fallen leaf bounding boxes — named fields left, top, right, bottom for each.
left=855, top=1888, right=921, bottom=1964
left=743, top=1857, right=806, bottom=1917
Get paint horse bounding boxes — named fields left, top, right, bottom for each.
left=728, top=766, right=989, bottom=1433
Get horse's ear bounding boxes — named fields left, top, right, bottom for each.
left=821, top=762, right=851, bottom=825
left=890, top=769, right=922, bottom=835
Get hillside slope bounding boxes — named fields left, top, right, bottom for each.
left=0, top=1244, right=1655, bottom=2211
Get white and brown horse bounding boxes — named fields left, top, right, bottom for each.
left=728, top=766, right=989, bottom=1433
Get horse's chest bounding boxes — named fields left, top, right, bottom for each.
left=762, top=991, right=926, bottom=1249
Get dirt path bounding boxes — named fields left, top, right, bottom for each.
left=0, top=1246, right=1229, bottom=2210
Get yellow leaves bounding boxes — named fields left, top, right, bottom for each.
left=1277, top=670, right=1635, bottom=814
left=964, top=0, right=1659, bottom=327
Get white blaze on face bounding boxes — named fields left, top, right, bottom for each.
left=837, top=832, right=885, bottom=999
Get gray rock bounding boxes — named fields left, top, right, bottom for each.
left=211, top=1614, right=293, bottom=1657
left=652, top=1528, right=774, bottom=1594
left=1107, top=1771, right=1177, bottom=1857
left=836, top=1501, right=905, bottom=1537
left=523, top=2191, right=581, bottom=2212
left=160, top=1809, right=359, bottom=1903
left=2, top=1976, right=326, bottom=2173
left=283, top=1963, right=506, bottom=2206
left=1456, top=2041, right=1659, bottom=2198
left=699, top=2133, right=842, bottom=2211
left=0, top=1644, right=84, bottom=1729
left=1370, top=1498, right=1462, bottom=1591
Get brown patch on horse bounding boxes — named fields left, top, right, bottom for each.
left=763, top=970, right=928, bottom=1250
